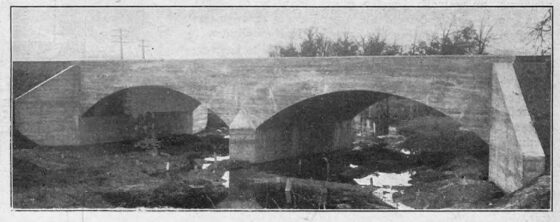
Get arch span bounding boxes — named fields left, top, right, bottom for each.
left=79, top=85, right=223, bottom=144
left=232, top=90, right=482, bottom=163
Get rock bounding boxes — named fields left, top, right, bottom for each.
left=494, top=175, right=550, bottom=209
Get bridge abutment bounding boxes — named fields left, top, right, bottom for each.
left=14, top=65, right=82, bottom=146
left=489, top=63, right=545, bottom=193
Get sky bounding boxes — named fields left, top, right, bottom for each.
left=12, top=7, right=550, bottom=61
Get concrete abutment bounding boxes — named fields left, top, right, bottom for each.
left=489, top=63, right=545, bottom=193
left=14, top=65, right=82, bottom=145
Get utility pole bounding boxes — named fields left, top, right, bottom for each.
left=139, top=39, right=151, bottom=60
left=111, top=28, right=129, bottom=60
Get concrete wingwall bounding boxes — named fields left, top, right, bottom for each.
left=513, top=56, right=551, bottom=166
left=14, top=65, right=81, bottom=146
left=490, top=63, right=545, bottom=193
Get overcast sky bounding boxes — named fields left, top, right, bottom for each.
left=12, top=7, right=550, bottom=61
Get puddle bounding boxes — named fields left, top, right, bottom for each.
left=353, top=171, right=414, bottom=187
left=353, top=171, right=415, bottom=209
left=204, top=155, right=230, bottom=162
left=400, top=149, right=412, bottom=155
left=202, top=163, right=211, bottom=169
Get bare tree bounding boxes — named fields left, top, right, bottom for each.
left=529, top=8, right=552, bottom=55
left=438, top=14, right=457, bottom=46
left=475, top=15, right=495, bottom=55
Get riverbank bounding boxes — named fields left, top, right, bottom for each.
left=12, top=131, right=549, bottom=209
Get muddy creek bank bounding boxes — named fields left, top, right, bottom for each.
left=13, top=131, right=508, bottom=209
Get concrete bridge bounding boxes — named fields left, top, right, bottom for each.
left=13, top=56, right=547, bottom=193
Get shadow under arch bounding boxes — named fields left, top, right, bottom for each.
left=258, top=90, right=448, bottom=130
left=79, top=85, right=228, bottom=144
left=253, top=90, right=487, bottom=163
left=83, top=85, right=201, bottom=117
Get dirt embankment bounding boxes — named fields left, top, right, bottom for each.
left=12, top=135, right=228, bottom=208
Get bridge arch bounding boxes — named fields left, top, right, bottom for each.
left=79, top=85, right=228, bottom=144
left=235, top=90, right=487, bottom=163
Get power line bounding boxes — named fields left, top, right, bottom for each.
left=111, top=28, right=130, bottom=60
left=138, top=39, right=152, bottom=60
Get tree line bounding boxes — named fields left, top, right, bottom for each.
left=269, top=23, right=494, bottom=57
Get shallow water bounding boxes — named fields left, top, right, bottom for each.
left=202, top=145, right=426, bottom=209
left=354, top=171, right=414, bottom=187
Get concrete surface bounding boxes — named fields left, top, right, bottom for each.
left=489, top=63, right=545, bottom=193
left=513, top=56, right=551, bottom=168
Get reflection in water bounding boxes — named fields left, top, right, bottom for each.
left=205, top=142, right=425, bottom=209
left=214, top=169, right=396, bottom=209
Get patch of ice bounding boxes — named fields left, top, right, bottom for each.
left=221, top=171, right=230, bottom=188
left=202, top=163, right=211, bottom=169
left=400, top=149, right=411, bottom=155
left=349, top=164, right=358, bottom=168
left=353, top=171, right=413, bottom=187
left=204, top=155, right=230, bottom=162
left=458, top=126, right=470, bottom=131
